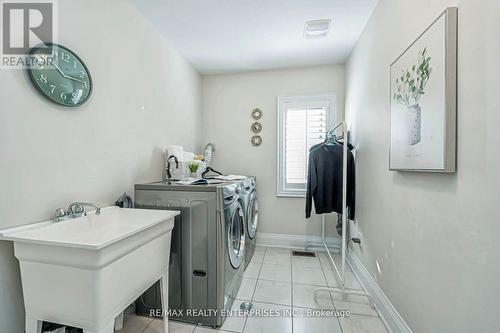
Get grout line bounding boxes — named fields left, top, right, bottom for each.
left=318, top=251, right=345, bottom=333
left=290, top=248, right=294, bottom=333
left=241, top=247, right=266, bottom=333
left=140, top=318, right=153, bottom=333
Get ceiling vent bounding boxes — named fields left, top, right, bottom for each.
left=304, top=19, right=332, bottom=39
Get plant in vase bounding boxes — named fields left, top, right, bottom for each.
left=188, top=162, right=200, bottom=178
left=393, top=47, right=432, bottom=145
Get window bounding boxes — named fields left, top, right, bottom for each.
left=277, top=93, right=336, bottom=197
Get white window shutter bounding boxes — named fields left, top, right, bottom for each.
left=277, top=93, right=336, bottom=197
left=285, top=108, right=327, bottom=184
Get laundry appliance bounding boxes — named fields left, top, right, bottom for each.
left=242, top=177, right=258, bottom=269
left=134, top=179, right=246, bottom=327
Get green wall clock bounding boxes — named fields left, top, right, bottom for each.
left=27, top=43, right=92, bottom=107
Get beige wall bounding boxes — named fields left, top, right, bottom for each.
left=345, top=0, right=500, bottom=331
left=0, top=0, right=202, bottom=331
left=202, top=65, right=345, bottom=237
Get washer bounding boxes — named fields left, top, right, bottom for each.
left=134, top=180, right=246, bottom=328
left=242, top=177, right=258, bottom=270
left=223, top=183, right=246, bottom=300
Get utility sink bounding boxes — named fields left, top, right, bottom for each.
left=0, top=206, right=178, bottom=333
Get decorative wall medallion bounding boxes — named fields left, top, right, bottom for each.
left=251, top=122, right=262, bottom=133
left=251, top=108, right=263, bottom=120
left=251, top=135, right=262, bottom=146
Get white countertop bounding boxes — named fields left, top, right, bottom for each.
left=0, top=206, right=179, bottom=250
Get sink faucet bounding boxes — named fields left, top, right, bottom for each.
left=54, top=202, right=101, bottom=222
left=68, top=202, right=101, bottom=216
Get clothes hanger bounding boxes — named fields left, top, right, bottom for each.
left=202, top=166, right=224, bottom=179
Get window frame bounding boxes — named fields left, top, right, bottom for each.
left=276, top=93, right=337, bottom=198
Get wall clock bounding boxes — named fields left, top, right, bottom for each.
left=27, top=43, right=92, bottom=107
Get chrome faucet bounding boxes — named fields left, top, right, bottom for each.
left=68, top=202, right=101, bottom=215
left=53, top=202, right=101, bottom=222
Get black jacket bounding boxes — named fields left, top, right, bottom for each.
left=305, top=143, right=355, bottom=219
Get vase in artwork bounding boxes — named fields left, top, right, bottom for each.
left=407, top=104, right=422, bottom=145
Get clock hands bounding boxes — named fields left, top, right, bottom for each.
left=52, top=61, right=87, bottom=85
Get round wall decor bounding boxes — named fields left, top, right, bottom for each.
left=251, top=135, right=262, bottom=146
left=251, top=122, right=262, bottom=133
left=251, top=108, right=263, bottom=120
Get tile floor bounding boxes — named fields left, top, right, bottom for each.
left=117, top=247, right=388, bottom=333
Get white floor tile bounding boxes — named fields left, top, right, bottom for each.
left=119, top=315, right=154, bottom=333
left=143, top=319, right=196, bottom=333
left=292, top=307, right=343, bottom=333
left=339, top=314, right=388, bottom=333
left=324, top=270, right=362, bottom=290
left=236, top=278, right=257, bottom=301
left=331, top=292, right=377, bottom=316
left=243, top=262, right=261, bottom=279
left=265, top=247, right=290, bottom=255
left=292, top=267, right=327, bottom=286
left=291, top=255, right=321, bottom=269
left=318, top=253, right=353, bottom=273
left=244, top=302, right=292, bottom=333
left=292, top=283, right=334, bottom=310
left=193, top=326, right=234, bottom=333
left=219, top=298, right=248, bottom=333
left=263, top=249, right=291, bottom=266
left=250, top=249, right=265, bottom=263
left=253, top=280, right=292, bottom=306
left=258, top=264, right=291, bottom=283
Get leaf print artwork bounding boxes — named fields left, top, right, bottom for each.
left=393, top=47, right=432, bottom=145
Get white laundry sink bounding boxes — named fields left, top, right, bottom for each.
left=0, top=206, right=178, bottom=333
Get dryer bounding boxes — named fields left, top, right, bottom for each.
left=242, top=177, right=258, bottom=270
left=134, top=180, right=246, bottom=328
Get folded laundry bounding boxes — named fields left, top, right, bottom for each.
left=216, top=175, right=248, bottom=181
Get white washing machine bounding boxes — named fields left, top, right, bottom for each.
left=243, top=177, right=258, bottom=270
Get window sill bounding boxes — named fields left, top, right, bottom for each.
left=276, top=192, right=306, bottom=198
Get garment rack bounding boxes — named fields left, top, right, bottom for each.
left=305, top=121, right=375, bottom=308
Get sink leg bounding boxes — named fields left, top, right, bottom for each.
left=83, top=320, right=114, bottom=333
left=160, top=272, right=169, bottom=333
left=25, top=314, right=42, bottom=333
left=114, top=311, right=124, bottom=330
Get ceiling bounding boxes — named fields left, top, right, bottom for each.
left=131, top=0, right=378, bottom=74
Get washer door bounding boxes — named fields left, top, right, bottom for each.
left=228, top=201, right=246, bottom=269
left=247, top=193, right=258, bottom=239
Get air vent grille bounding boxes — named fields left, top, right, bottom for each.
left=292, top=250, right=316, bottom=257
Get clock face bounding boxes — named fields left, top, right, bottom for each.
left=27, top=43, right=92, bottom=107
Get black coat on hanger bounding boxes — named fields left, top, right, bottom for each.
left=305, top=143, right=355, bottom=220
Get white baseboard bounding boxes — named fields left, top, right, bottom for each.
left=255, top=232, right=341, bottom=250
left=347, top=251, right=413, bottom=333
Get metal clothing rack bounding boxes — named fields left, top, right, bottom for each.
left=305, top=121, right=375, bottom=307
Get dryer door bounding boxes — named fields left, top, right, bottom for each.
left=228, top=201, right=246, bottom=269
left=247, top=192, right=258, bottom=239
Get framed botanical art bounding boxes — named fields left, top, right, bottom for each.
left=390, top=7, right=457, bottom=172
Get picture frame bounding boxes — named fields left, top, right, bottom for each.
left=389, top=7, right=457, bottom=172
